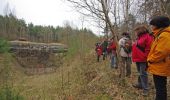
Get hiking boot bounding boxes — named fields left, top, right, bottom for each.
left=142, top=90, right=149, bottom=96
left=132, top=84, right=142, bottom=89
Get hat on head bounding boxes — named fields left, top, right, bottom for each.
left=149, top=16, right=170, bottom=28
left=122, top=32, right=129, bottom=36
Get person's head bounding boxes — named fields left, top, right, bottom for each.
left=109, top=37, right=114, bottom=42
left=121, top=32, right=131, bottom=39
left=121, top=32, right=129, bottom=37
left=149, top=16, right=170, bottom=31
left=110, top=36, right=115, bottom=40
left=134, top=25, right=149, bottom=36
left=95, top=42, right=100, bottom=46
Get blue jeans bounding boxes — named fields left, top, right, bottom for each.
left=111, top=54, right=116, bottom=68
left=136, top=62, right=148, bottom=91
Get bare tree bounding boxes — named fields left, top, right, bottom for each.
left=123, top=0, right=130, bottom=32
left=66, top=0, right=112, bottom=36
left=159, top=0, right=170, bottom=17
left=66, top=0, right=170, bottom=78
left=66, top=0, right=130, bottom=79
left=134, top=0, right=170, bottom=23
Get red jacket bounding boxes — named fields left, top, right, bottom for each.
left=96, top=45, right=103, bottom=56
left=132, top=33, right=153, bottom=62
left=108, top=41, right=116, bottom=55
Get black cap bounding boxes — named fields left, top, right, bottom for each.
left=150, top=16, right=170, bottom=28
left=122, top=32, right=129, bottom=36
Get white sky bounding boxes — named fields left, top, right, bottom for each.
left=0, top=0, right=99, bottom=35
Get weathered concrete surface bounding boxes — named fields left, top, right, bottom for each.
left=9, top=40, right=68, bottom=75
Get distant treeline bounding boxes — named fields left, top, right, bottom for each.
left=0, top=13, right=96, bottom=43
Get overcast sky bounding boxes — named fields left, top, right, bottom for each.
left=0, top=0, right=99, bottom=35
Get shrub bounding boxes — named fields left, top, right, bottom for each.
left=0, top=38, right=10, bottom=53
left=0, top=87, right=24, bottom=100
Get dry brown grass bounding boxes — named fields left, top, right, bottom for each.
left=0, top=52, right=170, bottom=100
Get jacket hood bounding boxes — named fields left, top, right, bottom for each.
left=152, top=26, right=170, bottom=37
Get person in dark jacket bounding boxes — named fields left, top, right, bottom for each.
left=101, top=37, right=108, bottom=60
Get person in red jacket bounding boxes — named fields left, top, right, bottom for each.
left=132, top=25, right=153, bottom=96
left=95, top=42, right=103, bottom=62
left=108, top=37, right=117, bottom=68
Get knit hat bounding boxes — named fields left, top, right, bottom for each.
left=149, top=16, right=170, bottom=28
left=122, top=32, right=129, bottom=36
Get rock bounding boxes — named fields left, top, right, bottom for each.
left=9, top=40, right=68, bottom=75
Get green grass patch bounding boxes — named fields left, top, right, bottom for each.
left=0, top=87, right=24, bottom=100
left=0, top=38, right=10, bottom=53
left=95, top=94, right=112, bottom=100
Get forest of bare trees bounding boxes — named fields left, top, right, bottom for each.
left=66, top=0, right=170, bottom=38
left=66, top=0, right=170, bottom=79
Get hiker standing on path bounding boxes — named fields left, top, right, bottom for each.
left=119, top=32, right=132, bottom=77
left=95, top=42, right=103, bottom=62
left=147, top=16, right=170, bottom=100
left=107, top=39, right=112, bottom=59
left=108, top=37, right=117, bottom=69
left=132, top=26, right=153, bottom=96
left=101, top=37, right=108, bottom=60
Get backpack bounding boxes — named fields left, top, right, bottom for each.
left=122, top=37, right=132, bottom=54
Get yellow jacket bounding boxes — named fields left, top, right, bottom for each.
left=147, top=26, right=170, bottom=76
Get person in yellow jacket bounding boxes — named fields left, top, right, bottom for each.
left=147, top=16, right=170, bottom=100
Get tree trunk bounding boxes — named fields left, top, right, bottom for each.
left=101, top=0, right=123, bottom=78
left=125, top=0, right=129, bottom=32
